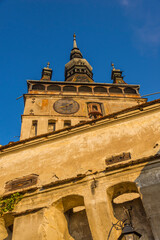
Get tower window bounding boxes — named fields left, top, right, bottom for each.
left=87, top=103, right=103, bottom=119
left=47, top=85, right=61, bottom=91
left=32, top=120, right=38, bottom=136
left=124, top=87, right=137, bottom=94
left=64, top=120, right=71, bottom=128
left=109, top=87, right=122, bottom=94
left=32, top=84, right=45, bottom=91
left=92, top=105, right=98, bottom=111
left=63, top=86, right=77, bottom=92
left=79, top=86, right=92, bottom=93
left=48, top=120, right=56, bottom=132
left=94, top=87, right=107, bottom=93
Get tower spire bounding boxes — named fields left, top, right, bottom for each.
left=70, top=33, right=82, bottom=60
left=65, top=34, right=93, bottom=82
left=73, top=33, right=78, bottom=49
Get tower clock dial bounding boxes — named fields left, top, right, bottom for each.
left=53, top=99, right=79, bottom=114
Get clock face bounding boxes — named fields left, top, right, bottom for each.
left=53, top=99, right=79, bottom=114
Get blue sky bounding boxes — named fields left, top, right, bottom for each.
left=0, top=0, right=160, bottom=145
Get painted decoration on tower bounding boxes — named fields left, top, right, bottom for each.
left=53, top=98, right=79, bottom=114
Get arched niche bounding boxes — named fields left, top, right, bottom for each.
left=94, top=86, right=107, bottom=94
left=124, top=87, right=137, bottom=94
left=107, top=182, right=154, bottom=240
left=109, top=87, right=122, bottom=94
left=52, top=195, right=93, bottom=240
left=32, top=84, right=45, bottom=91
left=63, top=86, right=77, bottom=92
left=47, top=84, right=61, bottom=91
left=1, top=213, right=14, bottom=240
left=78, top=86, right=92, bottom=93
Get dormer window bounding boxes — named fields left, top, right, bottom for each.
left=87, top=103, right=103, bottom=119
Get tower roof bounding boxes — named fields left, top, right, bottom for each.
left=65, top=34, right=93, bottom=82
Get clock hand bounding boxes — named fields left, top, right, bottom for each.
left=60, top=103, right=73, bottom=109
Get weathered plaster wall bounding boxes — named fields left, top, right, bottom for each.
left=1, top=106, right=160, bottom=189
left=0, top=104, right=160, bottom=240
left=21, top=94, right=145, bottom=139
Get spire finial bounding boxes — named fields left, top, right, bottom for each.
left=111, top=62, right=115, bottom=70
left=47, top=62, right=50, bottom=68
left=73, top=33, right=77, bottom=49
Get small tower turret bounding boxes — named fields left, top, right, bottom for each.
left=41, top=62, right=52, bottom=81
left=111, top=63, right=126, bottom=84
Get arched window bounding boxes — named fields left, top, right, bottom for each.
left=124, top=87, right=137, bottom=94
left=94, top=86, right=107, bottom=93
left=32, top=84, right=45, bottom=91
left=78, top=86, right=92, bottom=93
left=109, top=87, right=122, bottom=94
left=47, top=85, right=61, bottom=91
left=63, top=86, right=77, bottom=92
left=62, top=195, right=93, bottom=240
left=107, top=182, right=154, bottom=239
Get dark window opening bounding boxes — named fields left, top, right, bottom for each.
left=32, top=120, right=38, bottom=136
left=47, top=85, right=61, bottom=91
left=63, top=86, right=77, bottom=92
left=94, top=87, right=107, bottom=93
left=124, top=87, right=137, bottom=94
left=79, top=86, right=92, bottom=93
left=32, top=84, right=45, bottom=91
left=109, top=87, right=122, bottom=94
left=64, top=120, right=71, bottom=128
left=92, top=105, right=98, bottom=111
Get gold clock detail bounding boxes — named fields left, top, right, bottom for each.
left=53, top=99, right=79, bottom=114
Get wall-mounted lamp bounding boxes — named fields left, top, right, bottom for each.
left=118, top=223, right=141, bottom=240
left=107, top=207, right=141, bottom=240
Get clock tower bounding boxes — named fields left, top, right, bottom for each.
left=20, top=34, right=146, bottom=140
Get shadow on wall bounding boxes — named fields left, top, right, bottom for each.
left=135, top=154, right=160, bottom=240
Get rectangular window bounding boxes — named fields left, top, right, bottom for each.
left=48, top=120, right=56, bottom=132
left=32, top=120, right=38, bottom=136
left=64, top=120, right=71, bottom=128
